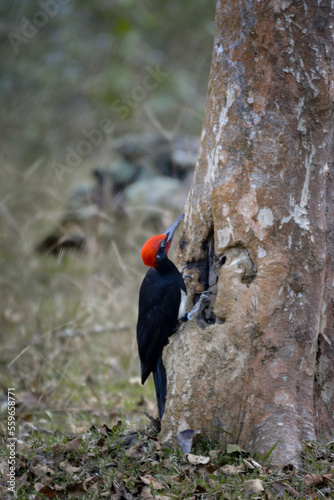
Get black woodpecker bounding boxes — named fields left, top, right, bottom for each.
left=136, top=214, right=187, bottom=420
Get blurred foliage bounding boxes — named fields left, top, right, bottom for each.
left=1, top=0, right=215, bottom=164
left=0, top=1, right=215, bottom=430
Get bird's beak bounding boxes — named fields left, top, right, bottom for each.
left=164, top=214, right=184, bottom=243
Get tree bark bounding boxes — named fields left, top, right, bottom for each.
left=161, top=0, right=334, bottom=465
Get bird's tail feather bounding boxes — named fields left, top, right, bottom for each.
left=153, top=356, right=167, bottom=420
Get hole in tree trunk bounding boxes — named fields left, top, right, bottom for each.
left=184, top=233, right=257, bottom=327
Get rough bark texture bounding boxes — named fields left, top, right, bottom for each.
left=161, top=0, right=334, bottom=465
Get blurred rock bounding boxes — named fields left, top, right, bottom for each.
left=36, top=168, right=122, bottom=255
left=96, top=160, right=140, bottom=191
left=37, top=133, right=198, bottom=255
left=36, top=233, right=87, bottom=255
left=114, top=133, right=199, bottom=179
left=124, top=176, right=182, bottom=209
left=171, top=135, right=199, bottom=170
left=64, top=164, right=137, bottom=221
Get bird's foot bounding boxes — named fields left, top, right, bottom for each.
left=180, top=265, right=192, bottom=281
left=187, top=291, right=212, bottom=321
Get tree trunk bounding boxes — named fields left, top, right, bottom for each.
left=161, top=0, right=334, bottom=465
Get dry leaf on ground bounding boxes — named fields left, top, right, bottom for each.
left=177, top=429, right=200, bottom=453
left=29, top=463, right=55, bottom=478
left=141, top=486, right=154, bottom=499
left=304, top=473, right=333, bottom=487
left=243, top=479, right=264, bottom=496
left=185, top=453, right=210, bottom=465
left=140, top=475, right=164, bottom=490
left=272, top=482, right=300, bottom=498
left=220, top=464, right=244, bottom=475
left=66, top=436, right=82, bottom=451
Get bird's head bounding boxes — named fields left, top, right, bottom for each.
left=141, top=214, right=184, bottom=269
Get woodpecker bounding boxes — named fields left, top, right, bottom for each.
left=136, top=214, right=187, bottom=420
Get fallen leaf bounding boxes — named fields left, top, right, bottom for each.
left=123, top=433, right=138, bottom=448
left=177, top=429, right=200, bottom=453
left=141, top=486, right=154, bottom=499
left=209, top=449, right=222, bottom=460
left=208, top=478, right=218, bottom=489
left=66, top=476, right=99, bottom=498
left=271, top=482, right=285, bottom=497
left=140, top=476, right=152, bottom=485
left=35, top=485, right=59, bottom=498
left=0, top=485, right=8, bottom=500
left=54, top=484, right=66, bottom=492
left=31, top=455, right=47, bottom=466
left=112, top=486, right=136, bottom=500
left=242, top=458, right=255, bottom=470
left=305, top=491, right=320, bottom=499
left=59, top=460, right=82, bottom=476
left=89, top=424, right=99, bottom=433
left=151, top=439, right=162, bottom=452
left=243, top=479, right=264, bottom=496
left=100, top=423, right=115, bottom=436
left=66, top=481, right=85, bottom=495
left=322, top=474, right=333, bottom=486
left=247, top=457, right=262, bottom=468
left=66, top=436, right=82, bottom=451
left=125, top=442, right=147, bottom=459
left=220, top=464, right=244, bottom=475
left=139, top=462, right=150, bottom=474
left=227, top=444, right=246, bottom=454
left=200, top=463, right=218, bottom=474
left=41, top=476, right=54, bottom=487
left=145, top=413, right=161, bottom=433
left=185, top=453, right=210, bottom=465
left=304, top=473, right=333, bottom=487
left=140, top=475, right=164, bottom=490
left=51, top=443, right=67, bottom=457
left=272, top=482, right=300, bottom=498
left=84, top=476, right=101, bottom=489
left=29, top=463, right=55, bottom=478
left=167, top=474, right=182, bottom=483
left=34, top=482, right=45, bottom=492
left=194, top=483, right=207, bottom=493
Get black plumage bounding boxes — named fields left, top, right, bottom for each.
left=136, top=215, right=186, bottom=420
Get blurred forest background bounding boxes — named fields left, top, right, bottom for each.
left=0, top=0, right=215, bottom=432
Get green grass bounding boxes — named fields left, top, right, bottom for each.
left=0, top=161, right=161, bottom=442
left=1, top=424, right=333, bottom=498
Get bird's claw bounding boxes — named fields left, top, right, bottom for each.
left=180, top=265, right=192, bottom=282
left=187, top=291, right=211, bottom=321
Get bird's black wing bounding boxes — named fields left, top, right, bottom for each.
left=136, top=267, right=182, bottom=384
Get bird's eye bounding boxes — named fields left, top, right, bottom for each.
left=161, top=240, right=166, bottom=247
